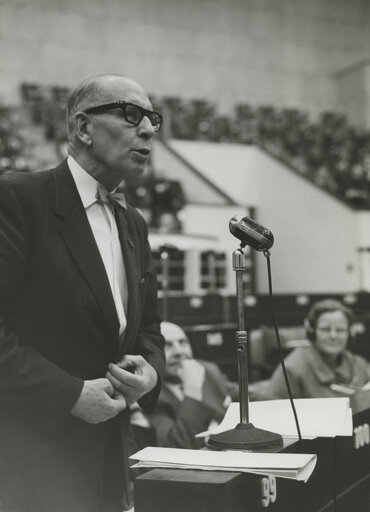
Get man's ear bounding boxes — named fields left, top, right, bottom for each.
left=74, top=112, right=92, bottom=146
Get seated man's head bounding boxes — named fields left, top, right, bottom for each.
left=160, top=322, right=193, bottom=381
left=304, top=299, right=353, bottom=362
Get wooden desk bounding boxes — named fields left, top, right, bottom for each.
left=334, top=406, right=370, bottom=511
left=134, top=408, right=370, bottom=512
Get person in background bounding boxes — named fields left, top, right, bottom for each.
left=265, top=299, right=370, bottom=400
left=144, top=321, right=238, bottom=449
left=0, top=74, right=165, bottom=512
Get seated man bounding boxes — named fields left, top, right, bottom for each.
left=131, top=321, right=238, bottom=450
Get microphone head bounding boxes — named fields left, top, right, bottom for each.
left=229, top=214, right=274, bottom=251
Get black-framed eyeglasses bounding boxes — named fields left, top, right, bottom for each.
left=83, top=101, right=162, bottom=132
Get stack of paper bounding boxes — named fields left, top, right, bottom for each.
left=131, top=447, right=317, bottom=482
left=196, top=397, right=353, bottom=439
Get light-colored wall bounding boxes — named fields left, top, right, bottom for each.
left=152, top=141, right=230, bottom=205
left=336, top=63, right=367, bottom=128
left=334, top=61, right=370, bottom=130
left=1, top=0, right=370, bottom=117
left=169, top=140, right=363, bottom=295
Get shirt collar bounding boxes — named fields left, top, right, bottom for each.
left=67, top=155, right=100, bottom=209
left=165, top=382, right=184, bottom=401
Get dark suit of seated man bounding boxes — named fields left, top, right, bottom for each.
left=130, top=322, right=238, bottom=451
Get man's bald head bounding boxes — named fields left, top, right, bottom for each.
left=66, top=74, right=148, bottom=138
left=66, top=73, right=156, bottom=190
left=160, top=321, right=187, bottom=341
left=161, top=322, right=193, bottom=362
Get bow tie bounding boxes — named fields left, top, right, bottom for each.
left=96, top=185, right=127, bottom=210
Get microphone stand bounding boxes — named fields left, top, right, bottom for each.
left=207, top=245, right=283, bottom=450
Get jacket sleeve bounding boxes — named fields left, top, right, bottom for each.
left=0, top=177, right=83, bottom=433
left=266, top=355, right=303, bottom=399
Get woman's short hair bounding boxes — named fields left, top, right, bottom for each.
left=305, top=299, right=354, bottom=341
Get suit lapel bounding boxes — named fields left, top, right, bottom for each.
left=53, top=161, right=120, bottom=346
left=114, top=207, right=140, bottom=350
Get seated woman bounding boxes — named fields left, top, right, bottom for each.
left=264, top=299, right=370, bottom=400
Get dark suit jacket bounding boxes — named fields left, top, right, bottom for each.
left=149, top=360, right=234, bottom=449
left=0, top=161, right=165, bottom=512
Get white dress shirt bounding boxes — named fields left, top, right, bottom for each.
left=68, top=155, right=128, bottom=336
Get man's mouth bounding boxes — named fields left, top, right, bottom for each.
left=167, top=359, right=182, bottom=370
left=131, top=147, right=150, bottom=157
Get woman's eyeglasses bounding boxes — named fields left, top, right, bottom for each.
left=83, top=101, right=162, bottom=132
left=316, top=325, right=349, bottom=335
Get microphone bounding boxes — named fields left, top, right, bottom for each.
left=229, top=214, right=274, bottom=251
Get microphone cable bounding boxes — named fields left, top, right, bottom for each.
left=263, top=249, right=303, bottom=446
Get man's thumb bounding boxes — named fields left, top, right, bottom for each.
left=112, top=393, right=127, bottom=411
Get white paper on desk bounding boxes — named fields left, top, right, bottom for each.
left=130, top=447, right=317, bottom=482
left=197, top=397, right=352, bottom=439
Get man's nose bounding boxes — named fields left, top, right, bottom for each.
left=137, top=115, right=156, bottom=139
left=171, top=340, right=183, bottom=356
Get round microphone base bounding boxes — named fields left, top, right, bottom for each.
left=206, top=423, right=283, bottom=451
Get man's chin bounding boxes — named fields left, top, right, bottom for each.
left=122, top=163, right=146, bottom=182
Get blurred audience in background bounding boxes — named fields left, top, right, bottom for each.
left=0, top=105, right=34, bottom=175
left=9, top=82, right=370, bottom=211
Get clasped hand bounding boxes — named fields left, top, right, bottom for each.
left=105, top=354, right=158, bottom=406
left=71, top=356, right=157, bottom=424
left=71, top=378, right=127, bottom=424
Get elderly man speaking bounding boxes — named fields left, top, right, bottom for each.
left=0, top=74, right=165, bottom=512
